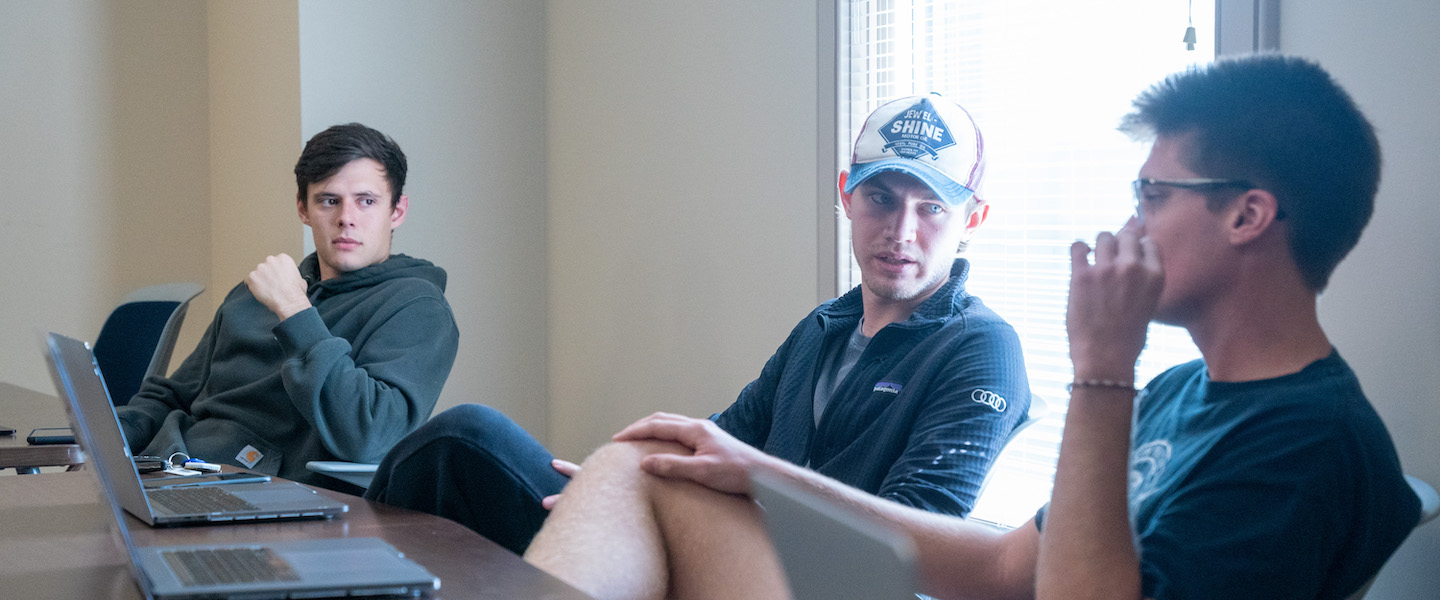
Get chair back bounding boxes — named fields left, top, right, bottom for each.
left=969, top=393, right=1056, bottom=528
left=1345, top=475, right=1438, bottom=600
left=1410, top=475, right=1440, bottom=526
left=92, top=282, right=203, bottom=405
left=979, top=392, right=1048, bottom=488
left=306, top=460, right=380, bottom=491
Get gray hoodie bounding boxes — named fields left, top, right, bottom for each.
left=118, top=253, right=460, bottom=488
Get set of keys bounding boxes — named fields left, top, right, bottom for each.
left=133, top=453, right=223, bottom=476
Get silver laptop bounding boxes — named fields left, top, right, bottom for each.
left=48, top=332, right=441, bottom=599
left=46, top=332, right=347, bottom=526
left=751, top=470, right=920, bottom=600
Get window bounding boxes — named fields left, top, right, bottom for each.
left=837, top=0, right=1217, bottom=526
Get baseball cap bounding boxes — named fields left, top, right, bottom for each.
left=844, top=93, right=985, bottom=206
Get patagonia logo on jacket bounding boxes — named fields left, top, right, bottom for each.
left=874, top=381, right=904, bottom=394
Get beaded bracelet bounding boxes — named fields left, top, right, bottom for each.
left=1066, top=378, right=1136, bottom=392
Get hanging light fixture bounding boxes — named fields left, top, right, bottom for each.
left=1183, top=0, right=1197, bottom=50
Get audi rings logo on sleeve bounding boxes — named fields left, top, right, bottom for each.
left=970, top=389, right=1006, bottom=412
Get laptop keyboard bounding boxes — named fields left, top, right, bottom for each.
left=162, top=546, right=300, bottom=587
left=149, top=486, right=260, bottom=514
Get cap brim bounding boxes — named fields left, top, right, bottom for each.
left=844, top=159, right=977, bottom=206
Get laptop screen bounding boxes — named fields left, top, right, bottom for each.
left=46, top=332, right=160, bottom=595
left=751, top=470, right=919, bottom=600
left=45, top=332, right=438, bottom=600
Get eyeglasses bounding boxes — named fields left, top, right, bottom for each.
left=1131, top=178, right=1260, bottom=221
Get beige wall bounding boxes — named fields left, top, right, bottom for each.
left=297, top=0, right=551, bottom=436
left=0, top=0, right=298, bottom=391
left=206, top=0, right=303, bottom=344
left=545, top=1, right=822, bottom=459
left=2, top=4, right=1436, bottom=596
left=0, top=1, right=210, bottom=392
left=1, top=0, right=821, bottom=460
left=1285, top=2, right=1440, bottom=598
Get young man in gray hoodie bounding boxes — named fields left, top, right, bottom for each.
left=118, top=123, right=460, bottom=490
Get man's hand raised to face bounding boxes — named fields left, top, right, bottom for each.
left=246, top=253, right=313, bottom=321
left=1066, top=217, right=1165, bottom=382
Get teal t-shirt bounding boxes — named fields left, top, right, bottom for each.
left=1039, top=351, right=1418, bottom=599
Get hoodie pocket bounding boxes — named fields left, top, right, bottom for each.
left=180, top=417, right=286, bottom=475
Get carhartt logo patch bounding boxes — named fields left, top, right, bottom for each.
left=236, top=445, right=262, bottom=469
left=879, top=97, right=957, bottom=160
left=874, top=381, right=903, bottom=394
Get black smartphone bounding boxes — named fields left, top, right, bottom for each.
left=133, top=456, right=168, bottom=473
left=26, top=427, right=75, bottom=445
left=142, top=472, right=271, bottom=489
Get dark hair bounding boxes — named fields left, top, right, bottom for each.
left=1120, top=54, right=1380, bottom=291
left=293, top=123, right=408, bottom=207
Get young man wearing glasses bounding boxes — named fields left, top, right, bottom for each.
left=524, top=54, right=1419, bottom=600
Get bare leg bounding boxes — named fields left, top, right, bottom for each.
left=525, top=441, right=669, bottom=599
left=525, top=440, right=791, bottom=600
left=654, top=471, right=789, bottom=600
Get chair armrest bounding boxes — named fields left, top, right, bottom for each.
left=1407, top=474, right=1439, bottom=525
left=305, top=460, right=379, bottom=489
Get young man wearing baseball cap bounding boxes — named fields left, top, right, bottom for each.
left=524, top=56, right=1419, bottom=600
left=364, top=94, right=1031, bottom=555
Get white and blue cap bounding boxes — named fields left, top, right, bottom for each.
left=844, top=93, right=985, bottom=206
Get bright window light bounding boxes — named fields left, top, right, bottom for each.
left=838, top=0, right=1215, bottom=527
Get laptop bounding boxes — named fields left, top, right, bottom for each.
left=47, top=332, right=441, bottom=599
left=45, top=332, right=347, bottom=526
left=751, top=470, right=920, bottom=600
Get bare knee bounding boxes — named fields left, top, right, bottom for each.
left=578, top=439, right=693, bottom=474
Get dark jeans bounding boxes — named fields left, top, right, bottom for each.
left=364, top=404, right=569, bottom=554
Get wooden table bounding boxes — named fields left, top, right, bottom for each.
left=0, top=470, right=591, bottom=599
left=0, top=382, right=84, bottom=473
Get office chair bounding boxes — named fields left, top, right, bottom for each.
left=975, top=393, right=1050, bottom=500
left=966, top=394, right=1057, bottom=530
left=1346, top=474, right=1439, bottom=600
left=92, top=282, right=204, bottom=406
left=305, top=460, right=380, bottom=490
